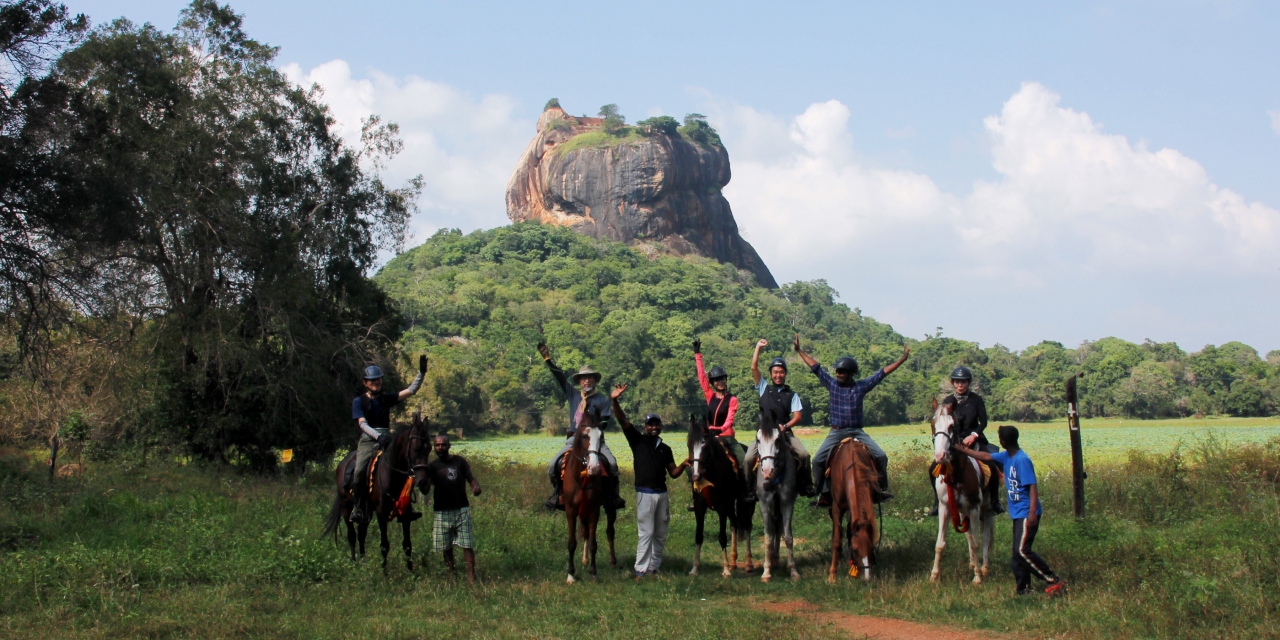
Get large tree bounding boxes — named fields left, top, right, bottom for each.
left=20, top=1, right=420, bottom=464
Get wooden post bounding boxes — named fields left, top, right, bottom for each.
left=47, top=429, right=60, bottom=484
left=1065, top=373, right=1086, bottom=519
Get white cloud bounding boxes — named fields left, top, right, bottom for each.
left=716, top=82, right=1280, bottom=349
left=281, top=60, right=531, bottom=246
left=720, top=82, right=1280, bottom=282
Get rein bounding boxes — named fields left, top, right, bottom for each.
left=932, top=419, right=970, bottom=534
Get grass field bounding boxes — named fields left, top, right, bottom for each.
left=3, top=419, right=1280, bottom=639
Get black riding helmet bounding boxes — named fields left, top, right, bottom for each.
left=950, top=366, right=973, bottom=381
left=833, top=356, right=859, bottom=375
left=707, top=365, right=728, bottom=381
left=768, top=357, right=788, bottom=372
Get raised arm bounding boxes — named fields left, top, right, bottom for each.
left=751, top=339, right=767, bottom=385
left=793, top=334, right=818, bottom=369
left=882, top=344, right=910, bottom=376
left=693, top=339, right=712, bottom=397
left=538, top=342, right=571, bottom=396
left=609, top=384, right=633, bottom=432
left=397, top=355, right=428, bottom=400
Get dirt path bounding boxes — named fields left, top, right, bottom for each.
left=757, top=601, right=1006, bottom=640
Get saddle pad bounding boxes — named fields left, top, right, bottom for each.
left=825, top=437, right=855, bottom=477
left=979, top=459, right=992, bottom=485
left=368, top=450, right=383, bottom=493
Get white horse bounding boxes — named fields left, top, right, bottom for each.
left=929, top=399, right=996, bottom=584
left=755, top=420, right=799, bottom=582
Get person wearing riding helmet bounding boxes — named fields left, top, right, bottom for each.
left=795, top=334, right=909, bottom=507
left=744, top=339, right=815, bottom=499
left=537, top=342, right=625, bottom=512
left=348, top=355, right=428, bottom=524
left=693, top=338, right=746, bottom=483
left=928, top=365, right=1003, bottom=516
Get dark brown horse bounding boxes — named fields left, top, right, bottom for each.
left=929, top=399, right=998, bottom=583
left=688, top=415, right=754, bottom=577
left=323, top=414, right=432, bottom=571
left=561, top=410, right=617, bottom=583
left=825, top=437, right=880, bottom=582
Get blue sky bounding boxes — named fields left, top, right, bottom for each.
left=72, top=1, right=1280, bottom=354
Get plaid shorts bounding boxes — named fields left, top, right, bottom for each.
left=432, top=507, right=474, bottom=551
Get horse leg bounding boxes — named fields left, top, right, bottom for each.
left=930, top=480, right=946, bottom=583
left=379, top=516, right=391, bottom=573
left=719, top=512, right=732, bottom=578
left=345, top=516, right=357, bottom=561
left=965, top=506, right=982, bottom=584
left=741, top=500, right=755, bottom=572
left=606, top=506, right=617, bottom=568
left=981, top=511, right=996, bottom=577
left=729, top=508, right=739, bottom=573
left=828, top=503, right=842, bottom=583
left=401, top=518, right=414, bottom=572
left=760, top=507, right=772, bottom=583
left=566, top=508, right=578, bottom=584
left=784, top=499, right=799, bottom=581
left=358, top=520, right=369, bottom=560
left=587, top=510, right=600, bottom=581
left=690, top=506, right=704, bottom=576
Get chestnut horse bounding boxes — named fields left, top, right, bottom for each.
left=929, top=399, right=999, bottom=584
left=561, top=411, right=617, bottom=583
left=323, top=414, right=432, bottom=571
left=825, top=437, right=880, bottom=582
left=688, top=416, right=754, bottom=577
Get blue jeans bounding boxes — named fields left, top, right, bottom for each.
left=812, top=428, right=887, bottom=493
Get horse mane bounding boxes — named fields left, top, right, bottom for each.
left=757, top=412, right=777, bottom=439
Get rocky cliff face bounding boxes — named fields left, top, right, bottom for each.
left=506, top=106, right=778, bottom=288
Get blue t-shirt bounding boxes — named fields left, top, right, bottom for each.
left=990, top=449, right=1041, bottom=519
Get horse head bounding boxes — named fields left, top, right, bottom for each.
left=755, top=414, right=785, bottom=483
left=687, top=414, right=709, bottom=484
left=408, top=413, right=432, bottom=487
left=574, top=407, right=605, bottom=477
left=930, top=397, right=956, bottom=464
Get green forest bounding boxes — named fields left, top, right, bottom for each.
left=0, top=0, right=1276, bottom=466
left=377, top=223, right=1280, bottom=433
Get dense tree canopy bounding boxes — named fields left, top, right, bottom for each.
left=378, top=224, right=1280, bottom=434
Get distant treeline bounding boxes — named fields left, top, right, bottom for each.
left=377, top=224, right=1280, bottom=433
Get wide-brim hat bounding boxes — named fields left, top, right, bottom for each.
left=570, top=365, right=602, bottom=384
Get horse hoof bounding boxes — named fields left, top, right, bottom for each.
left=689, top=568, right=699, bottom=576
left=827, top=575, right=836, bottom=584
left=588, top=574, right=598, bottom=582
left=790, top=572, right=801, bottom=582
left=761, top=574, right=771, bottom=583
left=929, top=573, right=940, bottom=583
left=721, top=569, right=732, bottom=579
left=566, top=574, right=577, bottom=584
left=981, top=566, right=989, bottom=576
left=972, top=575, right=982, bottom=585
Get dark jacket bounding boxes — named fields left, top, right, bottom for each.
left=545, top=359, right=612, bottom=434
left=952, top=392, right=989, bottom=449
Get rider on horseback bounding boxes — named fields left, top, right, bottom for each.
left=690, top=338, right=747, bottom=510
left=347, top=355, right=427, bottom=524
left=745, top=339, right=815, bottom=500
left=796, top=334, right=909, bottom=507
left=929, top=366, right=1003, bottom=516
left=538, top=342, right=626, bottom=512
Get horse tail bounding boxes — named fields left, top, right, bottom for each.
left=321, top=492, right=345, bottom=541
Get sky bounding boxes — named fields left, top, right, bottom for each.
left=72, top=1, right=1280, bottom=354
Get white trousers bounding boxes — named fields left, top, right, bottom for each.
left=635, top=491, right=671, bottom=574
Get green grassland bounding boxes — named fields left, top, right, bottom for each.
left=3, top=422, right=1280, bottom=639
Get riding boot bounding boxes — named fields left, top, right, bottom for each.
left=544, top=484, right=565, bottom=512
left=351, top=490, right=370, bottom=524
left=872, top=458, right=893, bottom=503
left=343, top=461, right=356, bottom=493
left=744, top=469, right=758, bottom=503
left=608, top=476, right=626, bottom=510
left=797, top=458, right=817, bottom=497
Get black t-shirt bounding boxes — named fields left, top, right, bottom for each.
left=352, top=392, right=401, bottom=430
left=426, top=455, right=472, bottom=511
left=622, top=426, right=676, bottom=492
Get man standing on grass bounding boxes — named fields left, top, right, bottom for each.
left=955, top=425, right=1065, bottom=597
left=609, top=384, right=690, bottom=581
left=424, top=434, right=481, bottom=583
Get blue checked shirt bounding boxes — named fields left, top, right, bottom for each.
left=810, top=364, right=886, bottom=429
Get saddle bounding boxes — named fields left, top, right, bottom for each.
left=824, top=437, right=859, bottom=477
